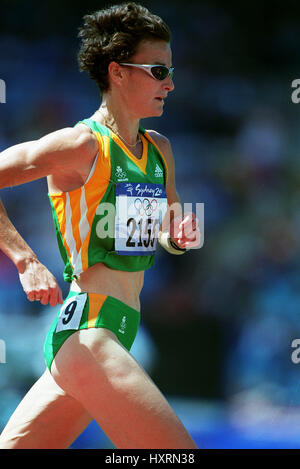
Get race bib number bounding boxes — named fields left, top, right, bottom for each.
left=115, top=182, right=167, bottom=255
left=56, top=293, right=87, bottom=333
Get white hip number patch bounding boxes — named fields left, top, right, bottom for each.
left=56, top=293, right=87, bottom=333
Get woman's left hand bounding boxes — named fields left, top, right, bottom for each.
left=170, top=212, right=201, bottom=250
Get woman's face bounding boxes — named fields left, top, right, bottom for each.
left=117, top=40, right=175, bottom=119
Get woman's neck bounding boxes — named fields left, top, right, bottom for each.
left=95, top=94, right=141, bottom=147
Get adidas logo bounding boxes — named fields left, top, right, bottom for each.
left=154, top=164, right=163, bottom=178
left=118, top=316, right=127, bottom=334
left=115, top=165, right=128, bottom=182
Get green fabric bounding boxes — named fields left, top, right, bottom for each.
left=43, top=291, right=140, bottom=371
left=49, top=118, right=167, bottom=283
left=48, top=196, right=73, bottom=283
left=78, top=119, right=167, bottom=273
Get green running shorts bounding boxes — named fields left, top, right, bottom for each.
left=43, top=291, right=140, bottom=371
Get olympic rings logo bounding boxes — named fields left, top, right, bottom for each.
left=134, top=198, right=158, bottom=216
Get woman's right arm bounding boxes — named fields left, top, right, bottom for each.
left=0, top=125, right=98, bottom=188
left=0, top=198, right=64, bottom=306
left=0, top=124, right=98, bottom=305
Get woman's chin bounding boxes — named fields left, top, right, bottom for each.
left=141, top=108, right=164, bottom=119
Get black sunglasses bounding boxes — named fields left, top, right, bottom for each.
left=119, top=63, right=174, bottom=81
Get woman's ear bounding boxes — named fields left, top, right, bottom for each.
left=108, top=61, right=125, bottom=86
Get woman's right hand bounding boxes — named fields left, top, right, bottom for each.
left=17, top=257, right=63, bottom=307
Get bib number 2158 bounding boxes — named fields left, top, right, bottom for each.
left=126, top=217, right=159, bottom=249
left=115, top=182, right=167, bottom=256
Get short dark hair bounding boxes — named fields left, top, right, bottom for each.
left=77, top=2, right=171, bottom=93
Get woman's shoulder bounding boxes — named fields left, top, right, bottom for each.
left=145, top=129, right=174, bottom=169
left=145, top=129, right=170, bottom=148
left=45, top=122, right=97, bottom=149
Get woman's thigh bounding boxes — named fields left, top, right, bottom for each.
left=51, top=328, right=197, bottom=449
left=0, top=368, right=92, bottom=449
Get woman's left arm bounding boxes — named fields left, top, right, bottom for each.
left=147, top=131, right=201, bottom=252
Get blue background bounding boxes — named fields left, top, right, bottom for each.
left=0, top=0, right=300, bottom=449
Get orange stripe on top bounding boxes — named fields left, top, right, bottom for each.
left=80, top=133, right=111, bottom=272
left=69, top=189, right=82, bottom=254
left=87, top=293, right=107, bottom=328
left=51, top=193, right=74, bottom=270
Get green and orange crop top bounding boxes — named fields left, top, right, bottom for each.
left=48, top=119, right=169, bottom=283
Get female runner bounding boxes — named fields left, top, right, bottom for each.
left=0, top=2, right=200, bottom=449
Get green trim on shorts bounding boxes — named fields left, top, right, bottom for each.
left=43, top=291, right=140, bottom=371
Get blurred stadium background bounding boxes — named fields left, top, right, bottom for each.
left=0, top=0, right=300, bottom=448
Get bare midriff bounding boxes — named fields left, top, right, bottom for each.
left=70, top=262, right=145, bottom=312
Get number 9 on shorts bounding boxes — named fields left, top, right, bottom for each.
left=56, top=293, right=87, bottom=333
